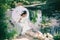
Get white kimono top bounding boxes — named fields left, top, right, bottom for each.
left=12, top=6, right=31, bottom=35
left=12, top=6, right=29, bottom=23
left=18, top=18, right=32, bottom=35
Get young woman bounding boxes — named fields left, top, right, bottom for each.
left=12, top=2, right=49, bottom=40
left=17, top=11, right=47, bottom=40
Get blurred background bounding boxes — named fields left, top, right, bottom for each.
left=0, top=0, right=60, bottom=40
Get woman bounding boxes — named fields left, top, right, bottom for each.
left=12, top=2, right=48, bottom=40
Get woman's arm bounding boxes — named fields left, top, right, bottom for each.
left=28, top=21, right=39, bottom=32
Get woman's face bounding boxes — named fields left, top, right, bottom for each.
left=20, top=14, right=27, bottom=22
left=21, top=14, right=27, bottom=18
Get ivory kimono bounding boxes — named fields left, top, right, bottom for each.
left=12, top=5, right=50, bottom=40
left=12, top=5, right=39, bottom=39
left=12, top=5, right=30, bottom=35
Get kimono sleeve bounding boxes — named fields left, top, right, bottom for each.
left=12, top=9, right=20, bottom=23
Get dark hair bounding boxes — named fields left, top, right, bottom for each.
left=21, top=11, right=27, bottom=16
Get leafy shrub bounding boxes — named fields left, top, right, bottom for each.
left=6, top=29, right=17, bottom=39
left=54, top=34, right=60, bottom=40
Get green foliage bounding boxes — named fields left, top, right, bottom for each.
left=0, top=4, right=8, bottom=40
left=40, top=0, right=46, bottom=2
left=41, top=27, right=51, bottom=33
left=0, top=1, right=15, bottom=40
left=0, top=0, right=6, bottom=4
left=29, top=10, right=38, bottom=23
left=6, top=29, right=17, bottom=39
left=54, top=34, right=60, bottom=40
left=42, top=16, right=47, bottom=24
left=46, top=0, right=60, bottom=10
left=41, top=16, right=51, bottom=33
left=42, top=0, right=60, bottom=18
